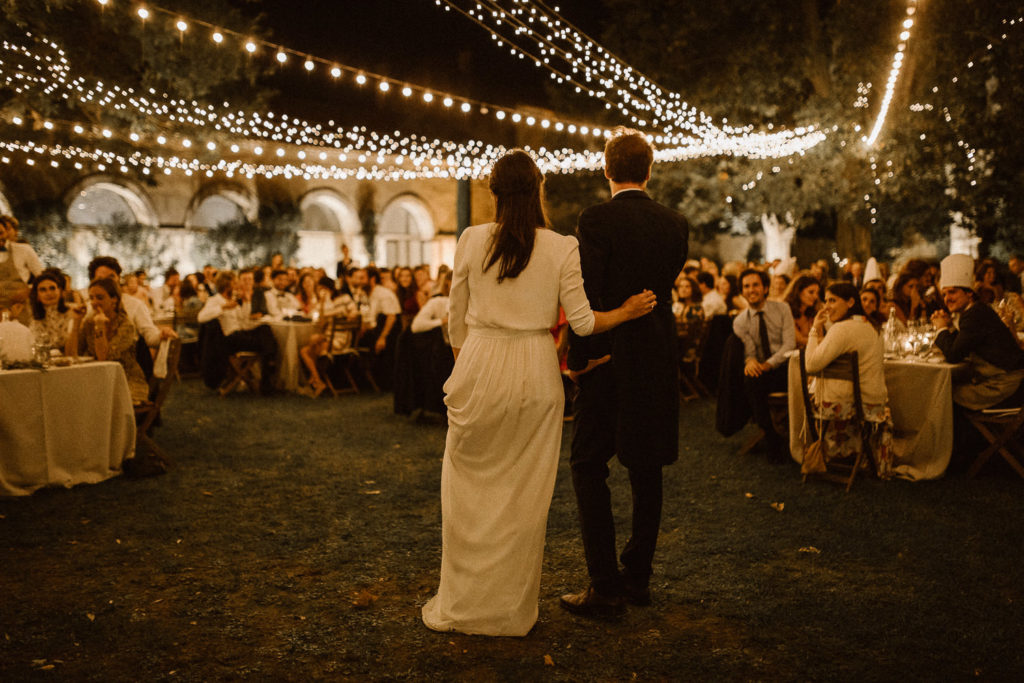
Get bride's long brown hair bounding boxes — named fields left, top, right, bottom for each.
left=485, top=150, right=547, bottom=283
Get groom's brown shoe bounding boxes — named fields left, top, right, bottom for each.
left=559, top=587, right=626, bottom=618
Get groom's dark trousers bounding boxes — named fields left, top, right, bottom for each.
left=568, top=190, right=689, bottom=596
left=571, top=363, right=664, bottom=594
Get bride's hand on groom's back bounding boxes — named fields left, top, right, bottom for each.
left=622, top=290, right=657, bottom=320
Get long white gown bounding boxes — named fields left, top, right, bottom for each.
left=421, top=223, right=596, bottom=636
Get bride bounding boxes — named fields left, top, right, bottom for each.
left=421, top=150, right=656, bottom=636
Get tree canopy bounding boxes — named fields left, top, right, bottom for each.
left=600, top=0, right=1024, bottom=259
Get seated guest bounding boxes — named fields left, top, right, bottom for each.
left=299, top=280, right=362, bottom=396
left=359, top=266, right=402, bottom=389
left=805, top=282, right=892, bottom=476
left=265, top=269, right=301, bottom=318
left=697, top=271, right=727, bottom=318
left=413, top=264, right=434, bottom=308
left=768, top=273, right=791, bottom=302
left=0, top=214, right=43, bottom=324
left=890, top=273, right=922, bottom=327
left=733, top=268, right=796, bottom=461
left=175, top=278, right=203, bottom=341
left=859, top=287, right=887, bottom=328
left=672, top=275, right=703, bottom=323
left=411, top=270, right=451, bottom=336
left=200, top=264, right=217, bottom=298
left=28, top=269, right=80, bottom=356
left=718, top=274, right=747, bottom=314
left=784, top=274, right=822, bottom=349
left=197, top=271, right=278, bottom=394
left=153, top=268, right=180, bottom=317
left=974, top=260, right=1004, bottom=305
left=395, top=266, right=421, bottom=329
left=295, top=272, right=321, bottom=316
left=932, top=254, right=1024, bottom=411
left=236, top=268, right=269, bottom=324
left=74, top=278, right=149, bottom=403
left=86, top=256, right=176, bottom=348
left=123, top=272, right=153, bottom=311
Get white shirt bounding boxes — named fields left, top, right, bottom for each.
left=411, top=296, right=449, bottom=333
left=701, top=289, right=727, bottom=317
left=368, top=285, right=401, bottom=322
left=197, top=293, right=246, bottom=337
left=0, top=242, right=43, bottom=283
left=265, top=288, right=300, bottom=319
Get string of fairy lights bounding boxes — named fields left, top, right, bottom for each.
left=434, top=0, right=828, bottom=156
left=862, top=14, right=1024, bottom=227
left=0, top=0, right=1006, bottom=192
left=863, top=0, right=919, bottom=147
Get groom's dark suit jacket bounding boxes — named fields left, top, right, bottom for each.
left=568, top=190, right=690, bottom=467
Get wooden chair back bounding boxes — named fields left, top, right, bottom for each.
left=799, top=349, right=875, bottom=491
left=134, top=338, right=182, bottom=466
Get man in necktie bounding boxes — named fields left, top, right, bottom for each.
left=732, top=268, right=796, bottom=461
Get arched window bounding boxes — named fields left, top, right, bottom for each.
left=185, top=183, right=256, bottom=230
left=377, top=195, right=435, bottom=267
left=298, top=189, right=366, bottom=269
left=66, top=178, right=158, bottom=228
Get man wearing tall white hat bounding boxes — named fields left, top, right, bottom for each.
left=931, top=253, right=1024, bottom=410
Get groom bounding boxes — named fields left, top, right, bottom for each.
left=561, top=128, right=689, bottom=616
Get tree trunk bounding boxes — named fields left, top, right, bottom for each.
left=802, top=0, right=832, bottom=99
left=760, top=212, right=796, bottom=263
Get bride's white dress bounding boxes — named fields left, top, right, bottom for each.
left=421, top=223, right=596, bottom=636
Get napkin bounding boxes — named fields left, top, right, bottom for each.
left=0, top=320, right=35, bottom=364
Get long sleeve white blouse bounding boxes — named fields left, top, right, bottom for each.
left=448, top=223, right=596, bottom=348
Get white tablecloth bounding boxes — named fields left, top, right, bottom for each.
left=268, top=321, right=316, bottom=392
left=0, top=362, right=136, bottom=496
left=788, top=355, right=961, bottom=481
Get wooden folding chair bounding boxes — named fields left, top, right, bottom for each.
left=677, top=318, right=711, bottom=401
left=219, top=351, right=261, bottom=396
left=134, top=339, right=182, bottom=468
left=736, top=392, right=790, bottom=456
left=323, top=317, right=379, bottom=394
left=800, top=349, right=877, bottom=492
left=965, top=407, right=1024, bottom=479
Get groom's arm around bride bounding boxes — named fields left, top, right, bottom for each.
left=562, top=127, right=690, bottom=616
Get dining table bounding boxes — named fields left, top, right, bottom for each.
left=788, top=353, right=963, bottom=481
left=0, top=361, right=136, bottom=496
left=267, top=319, right=317, bottom=392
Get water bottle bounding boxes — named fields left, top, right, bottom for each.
left=883, top=307, right=899, bottom=357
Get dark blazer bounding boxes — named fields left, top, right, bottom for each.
left=250, top=288, right=270, bottom=317
left=936, top=302, right=1024, bottom=370
left=568, top=189, right=690, bottom=467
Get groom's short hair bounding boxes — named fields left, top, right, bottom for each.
left=604, top=127, right=654, bottom=184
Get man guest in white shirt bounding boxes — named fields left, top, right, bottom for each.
left=198, top=271, right=278, bottom=394
left=0, top=215, right=43, bottom=323
left=359, top=266, right=401, bottom=389
left=697, top=271, right=727, bottom=318
left=265, top=269, right=300, bottom=319
left=732, top=268, right=796, bottom=461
